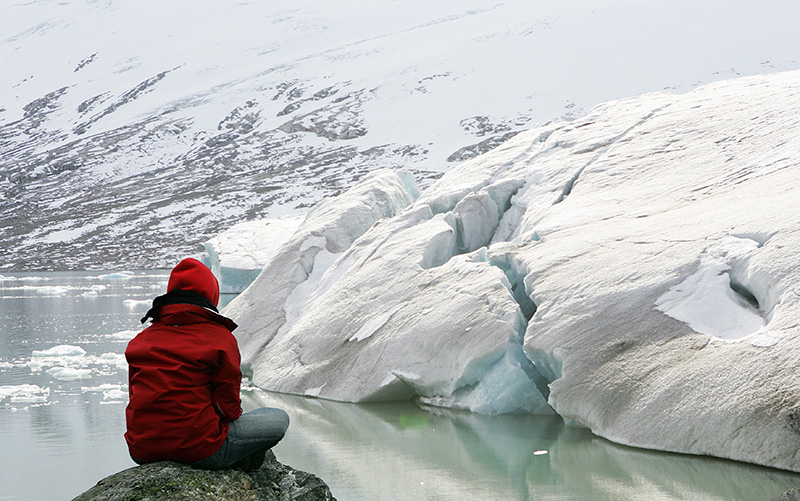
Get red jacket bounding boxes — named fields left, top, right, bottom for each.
left=125, top=259, right=242, bottom=463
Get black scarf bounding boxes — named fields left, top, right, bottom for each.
left=140, top=289, right=218, bottom=323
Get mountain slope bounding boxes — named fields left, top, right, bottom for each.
left=2, top=0, right=799, bottom=270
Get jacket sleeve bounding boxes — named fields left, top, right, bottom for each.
left=210, top=333, right=243, bottom=422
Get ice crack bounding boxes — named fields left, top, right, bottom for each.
left=555, top=106, right=669, bottom=204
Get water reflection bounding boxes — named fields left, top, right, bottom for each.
left=245, top=390, right=800, bottom=501
left=2, top=272, right=799, bottom=500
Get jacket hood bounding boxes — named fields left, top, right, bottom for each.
left=167, top=258, right=220, bottom=307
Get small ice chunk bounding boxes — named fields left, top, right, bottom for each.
left=32, top=345, right=86, bottom=357
left=47, top=367, right=93, bottom=381
left=81, top=383, right=122, bottom=393
left=82, top=284, right=107, bottom=297
left=106, top=330, right=139, bottom=340
left=33, top=286, right=69, bottom=295
left=98, top=272, right=133, bottom=280
left=103, top=388, right=128, bottom=401
left=0, top=384, right=50, bottom=403
left=99, top=352, right=127, bottom=370
left=20, top=276, right=50, bottom=282
left=123, top=299, right=151, bottom=309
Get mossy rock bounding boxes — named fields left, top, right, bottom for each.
left=73, top=451, right=336, bottom=501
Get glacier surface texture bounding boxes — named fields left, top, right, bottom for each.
left=226, top=70, right=800, bottom=472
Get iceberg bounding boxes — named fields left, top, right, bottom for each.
left=227, top=70, right=800, bottom=471
left=202, top=216, right=304, bottom=293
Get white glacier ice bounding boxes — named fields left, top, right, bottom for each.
left=202, top=216, right=305, bottom=293
left=655, top=236, right=767, bottom=340
left=227, top=70, right=800, bottom=472
left=225, top=168, right=421, bottom=364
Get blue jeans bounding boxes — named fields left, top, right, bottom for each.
left=192, top=407, right=290, bottom=470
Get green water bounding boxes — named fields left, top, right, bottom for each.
left=1, top=271, right=798, bottom=500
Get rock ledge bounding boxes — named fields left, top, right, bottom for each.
left=73, top=451, right=336, bottom=501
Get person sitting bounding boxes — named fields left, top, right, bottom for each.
left=124, top=258, right=288, bottom=470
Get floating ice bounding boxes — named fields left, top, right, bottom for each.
left=81, top=383, right=122, bottom=393
left=18, top=276, right=51, bottom=282
left=32, top=345, right=86, bottom=358
left=97, top=272, right=132, bottom=280
left=104, top=330, right=140, bottom=341
left=0, top=384, right=50, bottom=404
left=98, top=353, right=127, bottom=370
left=47, top=367, right=93, bottom=381
left=123, top=299, right=150, bottom=309
left=32, top=286, right=69, bottom=295
left=81, top=284, right=107, bottom=297
left=101, top=389, right=127, bottom=401
left=81, top=384, right=127, bottom=401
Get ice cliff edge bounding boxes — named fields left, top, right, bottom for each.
left=225, top=70, right=800, bottom=472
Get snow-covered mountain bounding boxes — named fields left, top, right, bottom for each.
left=225, top=70, right=800, bottom=471
left=2, top=0, right=800, bottom=271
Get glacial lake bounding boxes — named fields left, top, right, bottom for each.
left=1, top=271, right=799, bottom=500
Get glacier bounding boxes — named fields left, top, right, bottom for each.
left=225, top=70, right=800, bottom=471
left=201, top=216, right=303, bottom=293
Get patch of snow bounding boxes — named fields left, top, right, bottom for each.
left=348, top=305, right=404, bottom=342
left=655, top=237, right=767, bottom=340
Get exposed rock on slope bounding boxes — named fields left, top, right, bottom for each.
left=72, top=451, right=336, bottom=501
left=4, top=1, right=800, bottom=271
left=226, top=70, right=800, bottom=471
